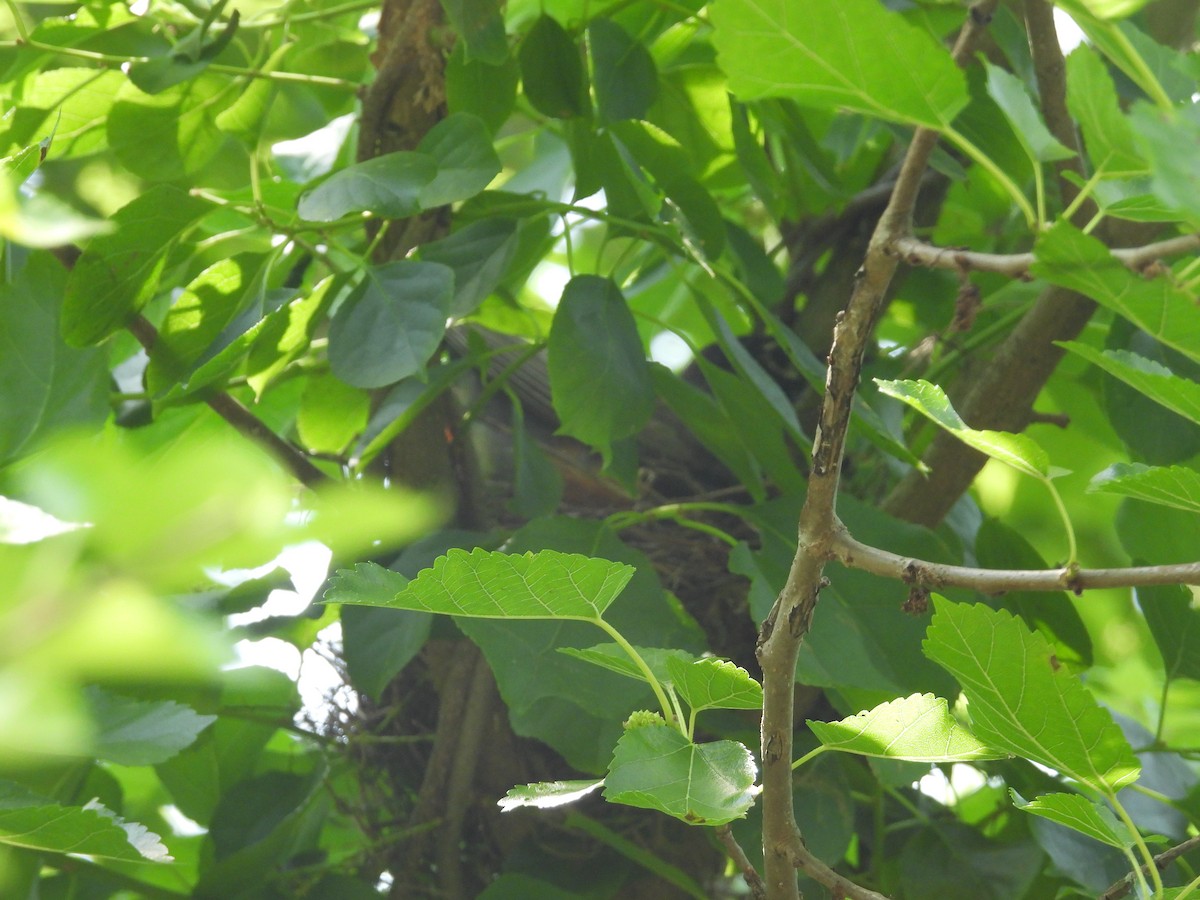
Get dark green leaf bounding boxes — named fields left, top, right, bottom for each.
left=439, top=0, right=509, bottom=65
left=86, top=688, right=215, bottom=765
left=1065, top=47, right=1145, bottom=176
left=327, top=261, right=454, bottom=388
left=519, top=15, right=588, bottom=119
left=1138, top=582, right=1200, bottom=682
left=984, top=62, right=1074, bottom=163
left=420, top=218, right=518, bottom=316
left=297, top=152, right=436, bottom=221
left=416, top=113, right=502, bottom=208
left=588, top=19, right=657, bottom=122
left=548, top=275, right=655, bottom=453
left=446, top=42, right=520, bottom=134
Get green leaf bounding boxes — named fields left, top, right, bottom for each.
left=0, top=253, right=107, bottom=467
left=548, top=275, right=655, bottom=454
left=246, top=274, right=342, bottom=398
left=497, top=779, right=604, bottom=812
left=711, top=0, right=968, bottom=129
left=446, top=42, right=519, bottom=134
left=1069, top=0, right=1152, bottom=17
left=1129, top=103, right=1200, bottom=228
left=983, top=62, right=1074, bottom=163
left=0, top=789, right=171, bottom=862
left=296, top=373, right=370, bottom=454
left=1065, top=47, right=1145, bottom=176
left=145, top=256, right=258, bottom=395
left=1010, top=791, right=1129, bottom=849
left=1091, top=463, right=1200, bottom=515
left=107, top=76, right=228, bottom=180
left=1137, top=582, right=1200, bottom=682
left=808, top=693, right=1002, bottom=763
left=1034, top=224, right=1200, bottom=367
left=62, top=185, right=210, bottom=346
left=415, top=113, right=502, bottom=208
left=439, top=0, right=508, bottom=65
left=588, top=19, right=657, bottom=122
left=1060, top=341, right=1200, bottom=428
left=519, top=15, right=588, bottom=119
left=86, top=688, right=215, bottom=766
left=327, top=261, right=455, bottom=389
left=923, top=597, right=1140, bottom=792
left=297, top=151, right=436, bottom=221
left=214, top=43, right=292, bottom=142
left=604, top=725, right=759, bottom=825
left=875, top=379, right=1049, bottom=477
left=666, top=657, right=763, bottom=713
left=326, top=562, right=411, bottom=607
left=419, top=218, right=518, bottom=317
left=561, top=644, right=695, bottom=685
left=327, top=548, right=635, bottom=621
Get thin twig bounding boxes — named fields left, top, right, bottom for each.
left=716, top=825, right=767, bottom=900
left=830, top=527, right=1200, bottom=592
left=1101, top=834, right=1200, bottom=900
left=127, top=316, right=328, bottom=487
left=891, top=232, right=1200, bottom=279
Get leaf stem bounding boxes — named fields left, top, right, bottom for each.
left=4, top=0, right=29, bottom=42
left=1110, top=790, right=1165, bottom=896
left=592, top=617, right=677, bottom=728
left=1042, top=475, right=1077, bottom=565
left=790, top=745, right=826, bottom=771
left=943, top=126, right=1037, bottom=227
left=240, top=0, right=378, bottom=27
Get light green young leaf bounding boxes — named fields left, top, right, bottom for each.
left=1065, top=47, right=1145, bottom=177
left=0, top=788, right=171, bottom=862
left=326, top=548, right=635, bottom=621
left=1060, top=342, right=1200, bottom=427
left=604, top=724, right=759, bottom=826
left=984, top=62, right=1075, bottom=163
left=710, top=0, right=968, bottom=130
left=86, top=688, right=215, bottom=766
left=1067, top=0, right=1152, bottom=19
left=924, top=597, right=1140, bottom=792
left=1034, top=223, right=1200, bottom=364
left=497, top=779, right=605, bottom=812
left=1089, top=463, right=1200, bottom=515
left=875, top=379, right=1049, bottom=478
left=560, top=644, right=695, bottom=685
left=1010, top=791, right=1129, bottom=849
left=807, top=693, right=1003, bottom=763
left=666, top=657, right=763, bottom=713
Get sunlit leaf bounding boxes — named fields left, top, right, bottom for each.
left=0, top=787, right=171, bottom=862
left=604, top=724, right=759, bottom=825
left=924, top=598, right=1140, bottom=792
left=666, top=656, right=763, bottom=712
left=1089, top=463, right=1200, bottom=515
left=875, top=379, right=1049, bottom=477
left=1060, top=342, right=1200, bottom=428
left=1010, top=791, right=1129, bottom=849
left=711, top=0, right=968, bottom=129
left=326, top=549, right=635, bottom=621
left=498, top=779, right=604, bottom=811
left=808, top=693, right=1002, bottom=763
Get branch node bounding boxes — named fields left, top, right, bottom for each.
left=903, top=586, right=931, bottom=616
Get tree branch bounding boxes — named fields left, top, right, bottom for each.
left=1101, top=834, right=1200, bottom=900
left=830, top=527, right=1200, bottom=593
left=716, top=825, right=767, bottom=900
left=125, top=315, right=328, bottom=488
left=755, top=4, right=1001, bottom=897
left=890, top=232, right=1200, bottom=279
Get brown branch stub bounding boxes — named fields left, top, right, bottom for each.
left=717, top=824, right=767, bottom=900
left=831, top=529, right=1200, bottom=592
